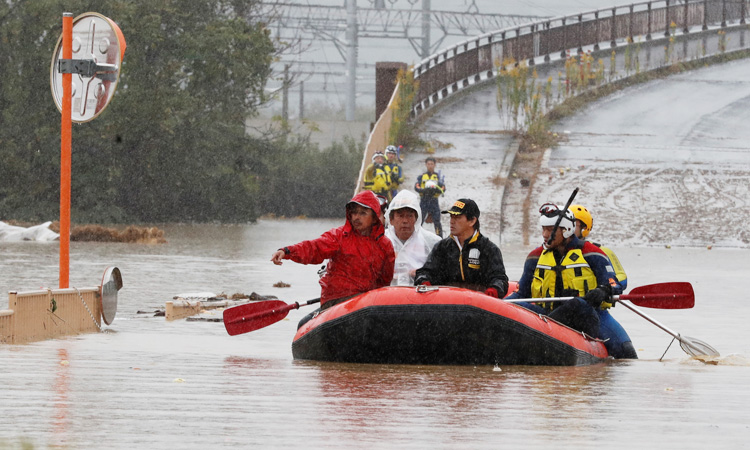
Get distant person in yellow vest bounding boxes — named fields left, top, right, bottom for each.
left=363, top=151, right=391, bottom=199
left=569, top=203, right=637, bottom=359
left=414, top=157, right=446, bottom=237
left=384, top=145, right=404, bottom=199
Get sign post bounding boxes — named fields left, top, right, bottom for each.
left=50, top=12, right=126, bottom=288
left=60, top=13, right=73, bottom=288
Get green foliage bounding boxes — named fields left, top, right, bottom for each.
left=256, top=136, right=363, bottom=218
left=388, top=68, right=422, bottom=149
left=0, top=0, right=287, bottom=223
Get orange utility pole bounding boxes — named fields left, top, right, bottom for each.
left=59, top=12, right=72, bottom=288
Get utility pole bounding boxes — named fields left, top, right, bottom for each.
left=421, top=0, right=431, bottom=59
left=299, top=80, right=304, bottom=120
left=258, top=1, right=543, bottom=121
left=345, top=0, right=358, bottom=121
left=282, top=64, right=290, bottom=122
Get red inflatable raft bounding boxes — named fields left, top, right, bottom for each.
left=292, top=285, right=609, bottom=366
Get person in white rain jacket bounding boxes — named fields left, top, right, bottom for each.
left=385, top=190, right=441, bottom=286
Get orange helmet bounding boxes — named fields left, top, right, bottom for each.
left=570, top=204, right=593, bottom=238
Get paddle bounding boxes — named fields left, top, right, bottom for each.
left=504, top=282, right=695, bottom=309
left=616, top=300, right=720, bottom=358
left=223, top=298, right=320, bottom=336
left=507, top=282, right=718, bottom=357
left=546, top=187, right=578, bottom=247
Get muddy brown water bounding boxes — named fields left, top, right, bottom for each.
left=2, top=220, right=749, bottom=449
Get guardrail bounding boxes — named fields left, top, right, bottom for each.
left=412, top=0, right=748, bottom=116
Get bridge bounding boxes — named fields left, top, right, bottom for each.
left=360, top=0, right=750, bottom=248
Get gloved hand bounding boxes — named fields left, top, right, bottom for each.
left=584, top=284, right=614, bottom=309
left=484, top=288, right=499, bottom=298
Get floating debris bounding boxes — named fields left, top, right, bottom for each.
left=166, top=291, right=279, bottom=321
left=186, top=317, right=223, bottom=323
left=274, top=281, right=291, bottom=288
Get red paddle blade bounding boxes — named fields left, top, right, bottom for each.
left=621, top=282, right=694, bottom=309
left=223, top=300, right=295, bottom=336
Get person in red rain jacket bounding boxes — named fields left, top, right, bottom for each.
left=271, top=190, right=395, bottom=309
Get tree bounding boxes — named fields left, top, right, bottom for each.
left=0, top=0, right=275, bottom=222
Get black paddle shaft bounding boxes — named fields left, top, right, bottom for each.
left=547, top=187, right=579, bottom=247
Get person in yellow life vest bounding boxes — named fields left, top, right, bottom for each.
left=506, top=203, right=626, bottom=348
left=570, top=204, right=627, bottom=289
left=569, top=204, right=637, bottom=359
left=414, top=157, right=446, bottom=237
left=363, top=152, right=391, bottom=199
left=384, top=145, right=404, bottom=199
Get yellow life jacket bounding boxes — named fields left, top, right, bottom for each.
left=418, top=172, right=443, bottom=198
left=600, top=246, right=627, bottom=287
left=364, top=164, right=390, bottom=196
left=531, top=248, right=597, bottom=308
left=385, top=163, right=404, bottom=190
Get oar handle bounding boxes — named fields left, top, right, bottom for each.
left=301, top=298, right=321, bottom=307
left=547, top=187, right=578, bottom=246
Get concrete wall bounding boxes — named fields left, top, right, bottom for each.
left=1, top=287, right=101, bottom=344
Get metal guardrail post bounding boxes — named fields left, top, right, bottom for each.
left=515, top=27, right=521, bottom=63
left=544, top=22, right=551, bottom=62
left=611, top=8, right=617, bottom=47
left=595, top=12, right=601, bottom=49
left=647, top=3, right=653, bottom=40
left=683, top=0, right=690, bottom=33
left=742, top=0, right=747, bottom=25
left=529, top=24, right=536, bottom=65
left=629, top=4, right=635, bottom=41
left=703, top=0, right=709, bottom=30
left=578, top=14, right=584, bottom=54
left=722, top=0, right=727, bottom=27
left=561, top=18, right=568, bottom=58
left=665, top=0, right=671, bottom=37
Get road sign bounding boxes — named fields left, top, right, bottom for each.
left=50, top=12, right=126, bottom=123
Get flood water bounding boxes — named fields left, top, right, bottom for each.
left=1, top=220, right=749, bottom=449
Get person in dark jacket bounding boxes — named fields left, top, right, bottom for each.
left=414, top=198, right=509, bottom=298
left=271, top=190, right=395, bottom=311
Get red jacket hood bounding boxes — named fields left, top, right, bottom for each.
left=346, top=190, right=385, bottom=231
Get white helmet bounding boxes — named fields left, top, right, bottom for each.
left=539, top=203, right=576, bottom=239
left=385, top=145, right=398, bottom=155
left=372, top=151, right=385, bottom=163
left=424, top=179, right=438, bottom=189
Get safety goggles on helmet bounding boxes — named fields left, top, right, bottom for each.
left=539, top=202, right=562, bottom=218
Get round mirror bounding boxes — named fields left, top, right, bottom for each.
left=100, top=266, right=123, bottom=325
left=50, top=12, right=126, bottom=123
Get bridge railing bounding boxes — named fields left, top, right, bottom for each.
left=412, top=0, right=748, bottom=116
